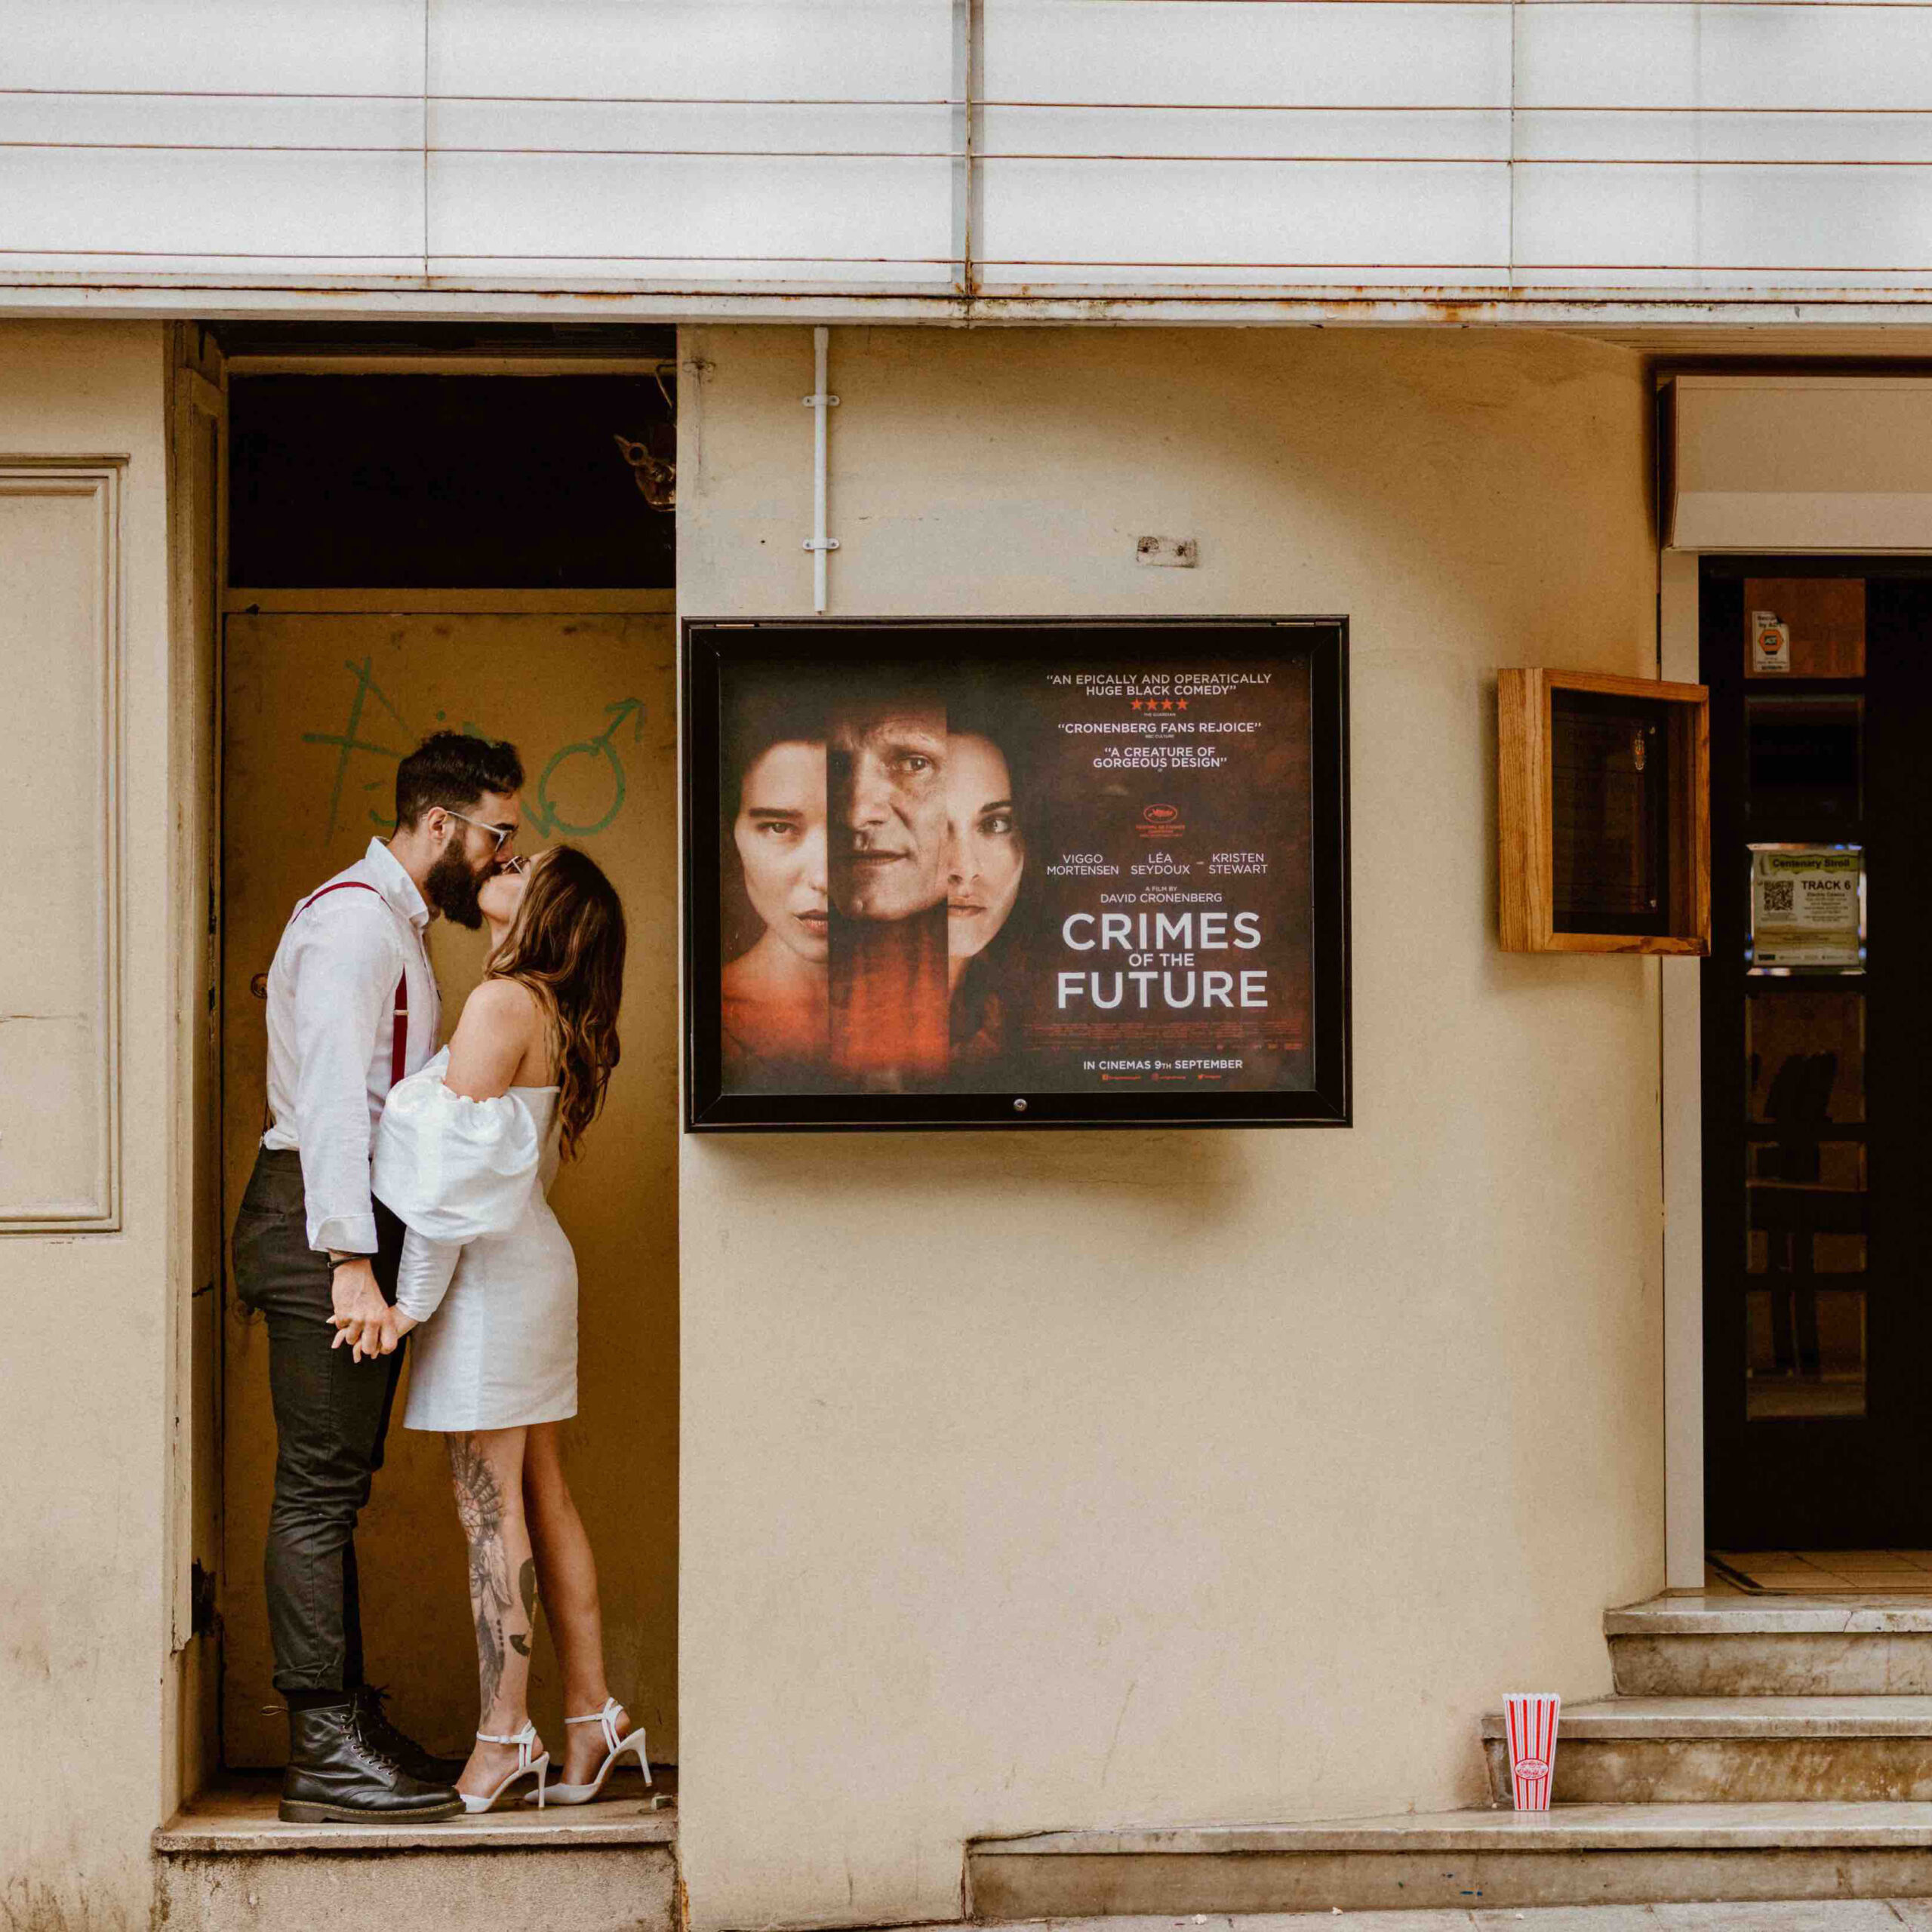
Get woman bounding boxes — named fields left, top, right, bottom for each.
left=368, top=844, right=647, bottom=1814
left=720, top=729, right=830, bottom=1081
left=943, top=731, right=1026, bottom=1069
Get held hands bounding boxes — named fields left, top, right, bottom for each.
left=329, top=1257, right=387, bottom=1360
left=344, top=1305, right=421, bottom=1360
left=328, top=1257, right=418, bottom=1361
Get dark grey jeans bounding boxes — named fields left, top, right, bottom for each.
left=231, top=1148, right=406, bottom=1694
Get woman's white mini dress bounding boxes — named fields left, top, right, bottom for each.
left=372, top=1048, right=578, bottom=1432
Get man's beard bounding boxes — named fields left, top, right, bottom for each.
left=424, top=840, right=486, bottom=929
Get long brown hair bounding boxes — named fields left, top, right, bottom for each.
left=487, top=844, right=626, bottom=1160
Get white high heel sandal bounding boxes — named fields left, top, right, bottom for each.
left=528, top=1697, right=651, bottom=1805
left=463, top=1720, right=549, bottom=1813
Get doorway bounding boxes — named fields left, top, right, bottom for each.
left=209, top=349, right=679, bottom=1769
left=1700, top=560, right=1932, bottom=1549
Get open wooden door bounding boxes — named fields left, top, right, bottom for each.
left=167, top=321, right=227, bottom=1797
left=218, top=598, right=678, bottom=1768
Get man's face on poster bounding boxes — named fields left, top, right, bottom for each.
left=829, top=701, right=949, bottom=919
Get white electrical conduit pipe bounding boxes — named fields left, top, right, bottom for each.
left=802, top=325, right=838, bottom=613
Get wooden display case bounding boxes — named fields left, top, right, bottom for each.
left=1499, top=668, right=1709, bottom=955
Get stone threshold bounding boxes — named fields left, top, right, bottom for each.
left=1611, top=1594, right=1932, bottom=1635
left=976, top=1802, right=1932, bottom=1857
left=155, top=1770, right=674, bottom=1856
left=1481, top=1697, right=1932, bottom=1740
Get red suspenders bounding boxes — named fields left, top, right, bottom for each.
left=293, top=880, right=411, bottom=1088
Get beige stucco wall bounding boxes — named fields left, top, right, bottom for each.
left=0, top=321, right=177, bottom=1930
left=677, top=325, right=1665, bottom=1928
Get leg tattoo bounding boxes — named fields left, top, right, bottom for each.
left=511, top=1558, right=537, bottom=1658
left=450, top=1434, right=513, bottom=1712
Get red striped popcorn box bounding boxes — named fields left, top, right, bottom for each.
left=1503, top=1692, right=1561, bottom=1811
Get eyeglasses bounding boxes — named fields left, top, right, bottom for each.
left=442, top=808, right=518, bottom=856
left=501, top=854, right=532, bottom=875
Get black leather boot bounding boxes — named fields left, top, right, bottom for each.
left=353, top=1685, right=468, bottom=1788
left=281, top=1699, right=463, bottom=1823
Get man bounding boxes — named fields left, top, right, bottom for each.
left=232, top=731, right=524, bottom=1823
left=827, top=695, right=949, bottom=920
left=825, top=691, right=951, bottom=1082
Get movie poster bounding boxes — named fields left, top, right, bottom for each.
left=685, top=620, right=1349, bottom=1130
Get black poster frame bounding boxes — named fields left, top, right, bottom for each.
left=682, top=616, right=1352, bottom=1132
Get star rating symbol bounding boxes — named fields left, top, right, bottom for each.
left=1131, top=698, right=1144, bottom=710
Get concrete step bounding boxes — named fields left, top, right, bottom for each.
left=972, top=1910, right=1932, bottom=1930
left=1609, top=1596, right=1932, bottom=1698
left=153, top=1776, right=678, bottom=1932
left=967, top=1804, right=1932, bottom=1919
left=1481, top=1697, right=1932, bottom=1804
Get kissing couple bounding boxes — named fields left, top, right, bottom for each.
left=232, top=731, right=648, bottom=1821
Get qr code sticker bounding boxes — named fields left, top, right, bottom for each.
left=1761, top=880, right=1795, bottom=915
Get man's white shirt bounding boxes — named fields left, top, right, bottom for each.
left=262, top=838, right=441, bottom=1254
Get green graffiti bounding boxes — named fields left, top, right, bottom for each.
left=528, top=699, right=644, bottom=838
left=300, top=656, right=412, bottom=838
left=303, top=665, right=645, bottom=844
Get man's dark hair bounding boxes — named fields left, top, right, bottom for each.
left=395, top=731, right=525, bottom=829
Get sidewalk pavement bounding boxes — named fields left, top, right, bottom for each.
left=968, top=1907, right=1932, bottom=1931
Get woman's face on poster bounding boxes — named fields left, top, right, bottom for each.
left=734, top=740, right=830, bottom=963
left=944, top=733, right=1023, bottom=961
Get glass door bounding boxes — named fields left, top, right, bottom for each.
left=1702, top=564, right=1932, bottom=1549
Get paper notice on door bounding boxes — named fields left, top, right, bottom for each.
left=1751, top=847, right=1863, bottom=969
left=1750, top=611, right=1792, bottom=675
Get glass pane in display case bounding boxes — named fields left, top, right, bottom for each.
left=1549, top=689, right=1671, bottom=936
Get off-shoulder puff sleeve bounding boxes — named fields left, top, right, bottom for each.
left=372, top=1049, right=542, bottom=1243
